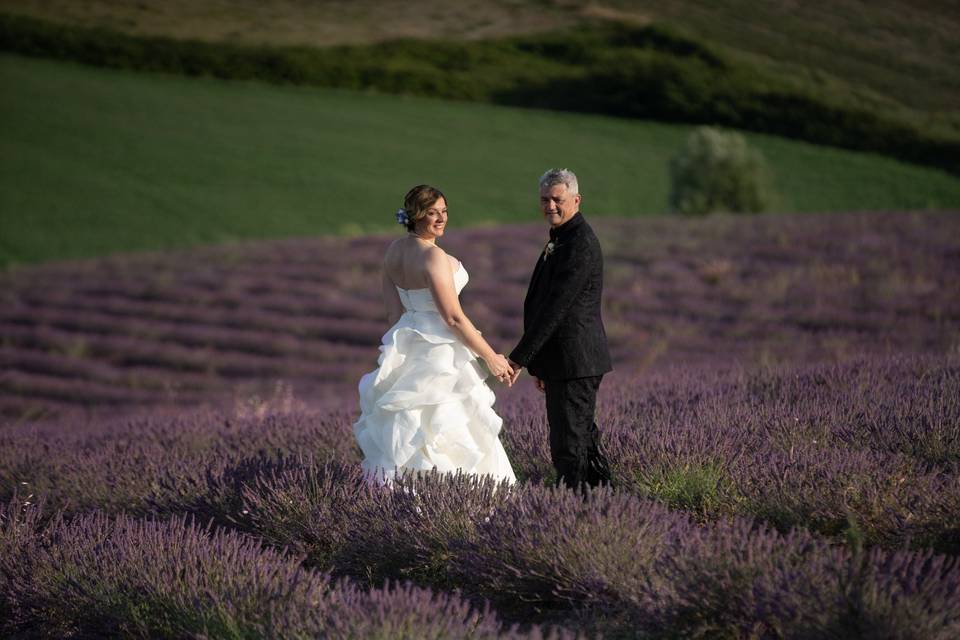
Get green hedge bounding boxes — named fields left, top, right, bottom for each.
left=2, top=12, right=957, bottom=174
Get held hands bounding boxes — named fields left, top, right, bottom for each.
left=507, top=358, right=523, bottom=387
left=506, top=358, right=541, bottom=393
left=484, top=355, right=528, bottom=388
left=485, top=353, right=515, bottom=387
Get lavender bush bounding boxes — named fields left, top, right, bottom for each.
left=0, top=407, right=360, bottom=519
left=2, top=357, right=958, bottom=553
left=0, top=495, right=565, bottom=639
left=7, top=474, right=957, bottom=638
left=216, top=455, right=376, bottom=567
left=2, top=211, right=958, bottom=421
left=2, top=210, right=959, bottom=636
left=655, top=520, right=960, bottom=639
left=334, top=470, right=509, bottom=588
left=593, top=356, right=960, bottom=552
left=458, top=485, right=960, bottom=638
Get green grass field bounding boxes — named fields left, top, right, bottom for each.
left=3, top=1, right=956, bottom=117
left=2, top=53, right=960, bottom=268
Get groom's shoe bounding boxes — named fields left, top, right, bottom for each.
left=587, top=434, right=614, bottom=489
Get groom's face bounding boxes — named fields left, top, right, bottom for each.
left=540, top=183, right=581, bottom=228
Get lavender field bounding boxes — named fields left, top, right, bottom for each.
left=2, top=210, right=960, bottom=638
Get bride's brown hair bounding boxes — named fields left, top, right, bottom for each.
left=403, top=185, right=446, bottom=233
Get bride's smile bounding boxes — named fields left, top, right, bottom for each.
left=407, top=198, right=449, bottom=243
left=422, top=202, right=448, bottom=238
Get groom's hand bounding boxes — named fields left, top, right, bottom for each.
left=507, top=359, right=523, bottom=385
left=534, top=377, right=545, bottom=393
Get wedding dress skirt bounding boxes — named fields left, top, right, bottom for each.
left=353, top=264, right=516, bottom=485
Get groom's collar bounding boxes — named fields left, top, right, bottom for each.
left=549, top=211, right=584, bottom=241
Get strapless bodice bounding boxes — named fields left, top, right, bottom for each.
left=396, top=263, right=468, bottom=312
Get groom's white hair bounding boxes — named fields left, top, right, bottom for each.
left=539, top=168, right=579, bottom=195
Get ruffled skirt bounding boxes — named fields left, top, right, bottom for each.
left=352, top=311, right=516, bottom=485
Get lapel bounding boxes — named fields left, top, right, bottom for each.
left=527, top=242, right=549, bottom=295
left=526, top=212, right=585, bottom=302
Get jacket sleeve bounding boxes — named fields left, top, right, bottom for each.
left=509, top=236, right=594, bottom=367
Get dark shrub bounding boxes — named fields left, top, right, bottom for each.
left=669, top=126, right=777, bottom=214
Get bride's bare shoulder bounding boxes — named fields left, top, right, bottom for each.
left=422, top=244, right=448, bottom=263
left=422, top=247, right=462, bottom=276
left=383, top=237, right=411, bottom=263
left=384, top=237, right=406, bottom=254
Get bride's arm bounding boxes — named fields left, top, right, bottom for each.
left=424, top=249, right=512, bottom=379
left=382, top=267, right=404, bottom=326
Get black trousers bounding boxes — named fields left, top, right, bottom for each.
left=543, top=375, right=613, bottom=490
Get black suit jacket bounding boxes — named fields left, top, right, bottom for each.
left=509, top=212, right=612, bottom=380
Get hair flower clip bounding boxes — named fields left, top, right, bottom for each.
left=396, top=208, right=409, bottom=225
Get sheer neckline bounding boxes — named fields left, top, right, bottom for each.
left=395, top=261, right=463, bottom=292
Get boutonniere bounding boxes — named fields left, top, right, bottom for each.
left=543, top=240, right=557, bottom=260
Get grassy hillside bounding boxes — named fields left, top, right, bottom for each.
left=2, top=10, right=958, bottom=176
left=605, top=1, right=960, bottom=116
left=2, top=0, right=956, bottom=117
left=3, top=54, right=960, bottom=268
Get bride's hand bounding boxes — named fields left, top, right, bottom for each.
left=485, top=353, right=514, bottom=384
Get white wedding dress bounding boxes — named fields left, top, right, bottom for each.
left=353, top=262, right=516, bottom=485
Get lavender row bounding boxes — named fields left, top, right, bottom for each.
left=3, top=210, right=958, bottom=419
left=595, top=355, right=960, bottom=551
left=1, top=496, right=566, bottom=639
left=1, top=323, right=369, bottom=373
left=9, top=277, right=386, bottom=323
left=0, top=405, right=361, bottom=517
left=1, top=345, right=215, bottom=392
left=3, top=354, right=957, bottom=553
left=1, top=323, right=368, bottom=413
left=143, top=460, right=960, bottom=638
left=2, top=305, right=379, bottom=358
left=10, top=289, right=385, bottom=338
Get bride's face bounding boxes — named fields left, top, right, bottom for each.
left=416, top=197, right=448, bottom=238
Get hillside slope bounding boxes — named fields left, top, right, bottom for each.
left=3, top=54, right=959, bottom=268
left=2, top=3, right=957, bottom=176
left=2, top=0, right=956, bottom=115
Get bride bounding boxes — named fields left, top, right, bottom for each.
left=353, top=185, right=518, bottom=485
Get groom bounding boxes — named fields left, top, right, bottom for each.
left=509, top=168, right=613, bottom=490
